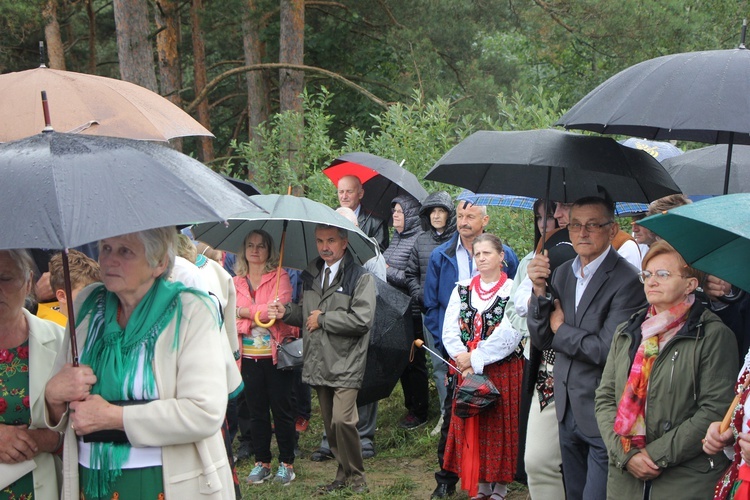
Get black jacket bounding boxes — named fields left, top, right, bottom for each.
left=383, top=195, right=423, bottom=318
left=358, top=208, right=389, bottom=252
left=404, top=191, right=456, bottom=309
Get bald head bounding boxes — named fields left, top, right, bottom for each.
left=337, top=175, right=364, bottom=210
left=336, top=206, right=359, bottom=227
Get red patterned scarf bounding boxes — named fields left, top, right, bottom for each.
left=614, top=295, right=693, bottom=452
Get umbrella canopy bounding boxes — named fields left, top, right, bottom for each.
left=223, top=174, right=262, bottom=197
left=556, top=48, right=750, bottom=193
left=662, top=144, right=750, bottom=196
left=0, top=132, right=261, bottom=251
left=0, top=67, right=213, bottom=142
left=357, top=277, right=414, bottom=406
left=425, top=129, right=680, bottom=203
left=620, top=138, right=683, bottom=162
left=456, top=190, right=649, bottom=216
left=324, top=152, right=428, bottom=220
left=190, top=194, right=378, bottom=268
left=637, top=194, right=750, bottom=292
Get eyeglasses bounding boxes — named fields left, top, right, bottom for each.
left=567, top=221, right=614, bottom=233
left=638, top=269, right=687, bottom=284
left=391, top=208, right=404, bottom=214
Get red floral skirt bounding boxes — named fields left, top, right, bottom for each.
left=444, top=356, right=524, bottom=483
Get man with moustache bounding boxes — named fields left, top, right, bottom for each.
left=424, top=201, right=518, bottom=498
left=268, top=225, right=376, bottom=494
left=337, top=175, right=389, bottom=252
left=526, top=197, right=646, bottom=500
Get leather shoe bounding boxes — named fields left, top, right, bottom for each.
left=310, top=448, right=334, bottom=462
left=318, top=480, right=346, bottom=494
left=431, top=484, right=456, bottom=499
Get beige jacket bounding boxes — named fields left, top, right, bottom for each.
left=23, top=310, right=64, bottom=500
left=45, top=284, right=233, bottom=499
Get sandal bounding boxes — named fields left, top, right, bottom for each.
left=470, top=495, right=490, bottom=500
left=489, top=493, right=506, bottom=500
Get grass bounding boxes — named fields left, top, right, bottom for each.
left=234, top=378, right=529, bottom=499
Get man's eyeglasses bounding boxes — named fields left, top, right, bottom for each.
left=567, top=221, right=613, bottom=233
left=638, top=269, right=687, bottom=284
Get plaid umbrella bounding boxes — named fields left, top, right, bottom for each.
left=453, top=372, right=502, bottom=418
left=456, top=190, right=649, bottom=216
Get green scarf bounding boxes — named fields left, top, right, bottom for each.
left=76, top=278, right=213, bottom=498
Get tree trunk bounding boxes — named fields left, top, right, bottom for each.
left=155, top=0, right=183, bottom=151
left=86, top=0, right=97, bottom=74
left=42, top=0, right=66, bottom=70
left=279, top=0, right=304, bottom=113
left=191, top=0, right=214, bottom=162
left=241, top=0, right=269, bottom=145
left=112, top=0, right=158, bottom=92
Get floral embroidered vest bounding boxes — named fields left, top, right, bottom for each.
left=457, top=284, right=524, bottom=360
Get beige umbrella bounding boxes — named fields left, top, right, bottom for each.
left=0, top=66, right=213, bottom=142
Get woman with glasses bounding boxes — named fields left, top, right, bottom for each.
left=595, top=240, right=738, bottom=499
left=383, top=195, right=429, bottom=430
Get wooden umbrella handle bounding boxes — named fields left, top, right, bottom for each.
left=720, top=394, right=741, bottom=433
left=254, top=227, right=288, bottom=328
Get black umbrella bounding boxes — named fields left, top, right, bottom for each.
left=425, top=129, right=680, bottom=203
left=0, top=131, right=264, bottom=363
left=324, top=152, right=428, bottom=221
left=556, top=30, right=750, bottom=194
left=662, top=144, right=750, bottom=196
left=222, top=174, right=262, bottom=197
left=357, top=277, right=414, bottom=406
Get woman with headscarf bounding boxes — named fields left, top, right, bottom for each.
left=0, top=249, right=64, bottom=500
left=382, top=194, right=427, bottom=430
left=44, top=227, right=234, bottom=499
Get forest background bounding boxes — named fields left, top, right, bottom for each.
left=2, top=0, right=747, bottom=255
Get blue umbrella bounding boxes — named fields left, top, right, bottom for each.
left=620, top=138, right=683, bottom=162
left=456, top=190, right=649, bottom=216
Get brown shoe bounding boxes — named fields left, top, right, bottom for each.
left=318, top=480, right=346, bottom=494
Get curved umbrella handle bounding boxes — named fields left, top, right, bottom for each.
left=255, top=310, right=276, bottom=328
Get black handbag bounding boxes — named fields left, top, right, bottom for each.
left=276, top=337, right=303, bottom=370
left=82, top=400, right=153, bottom=443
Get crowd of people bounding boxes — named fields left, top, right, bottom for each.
left=3, top=171, right=750, bottom=500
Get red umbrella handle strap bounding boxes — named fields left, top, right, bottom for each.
left=254, top=227, right=287, bottom=328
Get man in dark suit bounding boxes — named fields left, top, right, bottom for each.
left=527, top=196, right=646, bottom=500
left=337, top=175, right=389, bottom=252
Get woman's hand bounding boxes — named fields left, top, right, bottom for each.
left=461, top=367, right=475, bottom=378
left=267, top=301, right=285, bottom=320
left=625, top=449, right=661, bottom=481
left=45, top=363, right=97, bottom=425
left=703, top=421, right=734, bottom=455
left=0, top=424, right=38, bottom=463
left=69, top=395, right=124, bottom=436
left=454, top=351, right=472, bottom=372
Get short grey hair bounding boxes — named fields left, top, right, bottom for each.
left=456, top=200, right=487, bottom=216
left=98, top=227, right=176, bottom=279
left=315, top=224, right=348, bottom=240
left=0, top=249, right=34, bottom=285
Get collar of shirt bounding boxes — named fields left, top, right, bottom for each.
left=571, top=246, right=611, bottom=309
left=322, top=258, right=343, bottom=288
left=352, top=204, right=361, bottom=218
left=455, top=237, right=477, bottom=281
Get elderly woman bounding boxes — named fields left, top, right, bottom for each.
left=44, top=227, right=233, bottom=499
left=234, top=229, right=298, bottom=485
left=0, top=249, right=64, bottom=500
left=383, top=195, right=428, bottom=430
left=442, top=233, right=523, bottom=500
left=595, top=240, right=738, bottom=499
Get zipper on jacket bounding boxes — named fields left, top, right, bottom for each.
left=669, top=350, right=679, bottom=392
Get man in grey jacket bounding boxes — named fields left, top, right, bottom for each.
left=268, top=224, right=376, bottom=493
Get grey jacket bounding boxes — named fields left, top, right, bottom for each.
left=595, top=303, right=737, bottom=499
left=383, top=195, right=423, bottom=317
left=528, top=247, right=646, bottom=437
left=283, top=252, right=376, bottom=389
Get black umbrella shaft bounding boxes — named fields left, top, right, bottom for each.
left=724, top=134, right=734, bottom=195
left=61, top=249, right=80, bottom=366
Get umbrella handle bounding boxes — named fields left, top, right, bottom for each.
left=413, top=339, right=459, bottom=372
left=720, top=393, right=740, bottom=433
left=254, top=225, right=288, bottom=328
